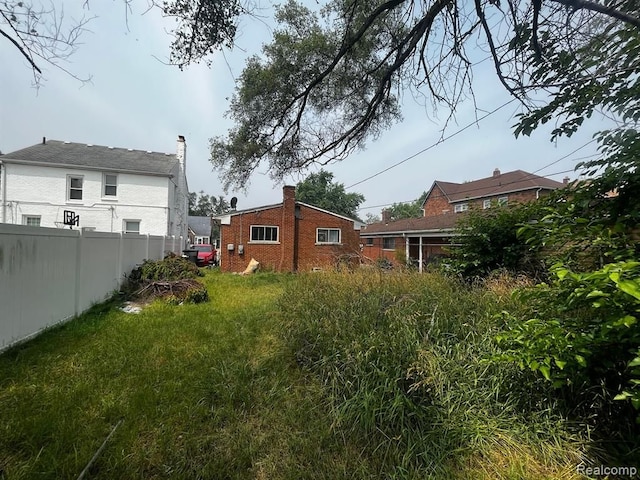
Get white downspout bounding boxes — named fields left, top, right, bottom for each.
left=0, top=160, right=6, bottom=223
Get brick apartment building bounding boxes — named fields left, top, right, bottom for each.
left=215, top=186, right=365, bottom=273
left=361, top=169, right=566, bottom=271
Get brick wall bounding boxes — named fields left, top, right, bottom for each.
left=451, top=189, right=547, bottom=211
left=296, top=204, right=361, bottom=271
left=423, top=185, right=451, bottom=217
left=219, top=188, right=362, bottom=273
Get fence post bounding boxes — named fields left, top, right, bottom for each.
left=74, top=229, right=82, bottom=316
left=117, top=232, right=124, bottom=290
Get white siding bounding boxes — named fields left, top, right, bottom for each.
left=2, top=163, right=172, bottom=235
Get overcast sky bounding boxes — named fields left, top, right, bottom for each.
left=0, top=1, right=612, bottom=217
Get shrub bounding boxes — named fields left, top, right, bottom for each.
left=448, top=202, right=546, bottom=279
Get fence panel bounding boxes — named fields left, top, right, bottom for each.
left=0, top=225, right=185, bottom=351
left=0, top=226, right=79, bottom=349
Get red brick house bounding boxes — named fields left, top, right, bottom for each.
left=361, top=169, right=566, bottom=271
left=215, top=186, right=365, bottom=273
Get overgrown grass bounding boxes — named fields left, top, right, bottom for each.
left=0, top=269, right=602, bottom=478
left=279, top=269, right=592, bottom=479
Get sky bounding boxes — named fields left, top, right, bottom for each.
left=0, top=1, right=612, bottom=218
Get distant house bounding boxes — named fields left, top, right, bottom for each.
left=188, top=216, right=213, bottom=246
left=0, top=136, right=189, bottom=241
left=361, top=169, right=566, bottom=270
left=214, top=186, right=365, bottom=273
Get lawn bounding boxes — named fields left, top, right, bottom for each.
left=0, top=269, right=595, bottom=479
left=0, top=271, right=376, bottom=479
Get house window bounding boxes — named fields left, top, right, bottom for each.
left=365, top=238, right=374, bottom=246
left=316, top=228, right=341, bottom=244
left=250, top=225, right=279, bottom=242
left=454, top=203, right=469, bottom=213
left=22, top=215, right=41, bottom=226
left=68, top=175, right=83, bottom=200
left=498, top=196, right=508, bottom=206
left=124, top=220, right=140, bottom=234
left=383, top=237, right=395, bottom=250
left=103, top=174, right=117, bottom=197
left=483, top=199, right=491, bottom=209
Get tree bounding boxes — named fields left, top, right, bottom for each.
left=188, top=190, right=230, bottom=216
left=205, top=0, right=640, bottom=189
left=295, top=169, right=364, bottom=219
left=383, top=191, right=427, bottom=222
left=364, top=212, right=381, bottom=224
left=1, top=0, right=92, bottom=84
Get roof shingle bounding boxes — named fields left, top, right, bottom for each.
left=3, top=140, right=177, bottom=176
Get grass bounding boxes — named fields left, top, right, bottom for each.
left=0, top=268, right=602, bottom=478
left=0, top=271, right=378, bottom=479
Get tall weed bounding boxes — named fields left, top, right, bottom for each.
left=279, top=269, right=585, bottom=478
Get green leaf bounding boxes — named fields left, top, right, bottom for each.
left=554, top=358, right=567, bottom=370
left=539, top=365, right=551, bottom=381
left=575, top=355, right=587, bottom=367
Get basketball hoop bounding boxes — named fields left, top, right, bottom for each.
left=63, top=210, right=80, bottom=229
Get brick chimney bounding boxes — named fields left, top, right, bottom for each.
left=281, top=185, right=296, bottom=272
left=381, top=209, right=391, bottom=223
left=493, top=168, right=500, bottom=178
left=563, top=176, right=570, bottom=185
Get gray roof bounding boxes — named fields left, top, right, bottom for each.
left=2, top=140, right=177, bottom=176
left=188, top=216, right=212, bottom=236
left=361, top=213, right=459, bottom=236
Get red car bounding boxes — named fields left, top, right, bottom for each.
left=192, top=244, right=217, bottom=267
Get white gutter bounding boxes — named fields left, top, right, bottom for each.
left=0, top=160, right=5, bottom=223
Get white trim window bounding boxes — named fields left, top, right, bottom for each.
left=383, top=237, right=395, bottom=250
left=124, top=220, right=141, bottom=234
left=103, top=173, right=118, bottom=197
left=454, top=203, right=469, bottom=213
left=316, top=228, right=341, bottom=244
left=498, top=196, right=508, bottom=206
left=365, top=237, right=374, bottom=246
left=67, top=175, right=83, bottom=201
left=483, top=199, right=491, bottom=209
left=22, top=215, right=41, bottom=226
left=250, top=225, right=279, bottom=243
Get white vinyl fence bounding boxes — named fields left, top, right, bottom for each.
left=0, top=224, right=184, bottom=351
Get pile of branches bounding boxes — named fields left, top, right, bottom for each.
left=125, top=254, right=209, bottom=304
left=134, top=278, right=208, bottom=304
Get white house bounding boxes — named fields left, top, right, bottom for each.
left=0, top=136, right=189, bottom=240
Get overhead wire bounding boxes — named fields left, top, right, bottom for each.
left=345, top=98, right=519, bottom=190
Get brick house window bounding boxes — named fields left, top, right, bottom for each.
left=103, top=173, right=118, bottom=197
left=67, top=175, right=83, bottom=200
left=454, top=203, right=469, bottom=213
left=483, top=199, right=491, bottom=209
left=124, top=220, right=140, bottom=234
left=383, top=237, right=395, bottom=250
left=250, top=225, right=279, bottom=242
left=23, top=215, right=41, bottom=226
left=498, top=196, right=508, bottom=206
left=365, top=238, right=373, bottom=246
left=316, top=228, right=341, bottom=244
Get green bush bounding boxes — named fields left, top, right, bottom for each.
left=496, top=261, right=640, bottom=428
left=448, top=202, right=546, bottom=279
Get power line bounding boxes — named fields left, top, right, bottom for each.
left=356, top=161, right=594, bottom=212
left=346, top=99, right=518, bottom=190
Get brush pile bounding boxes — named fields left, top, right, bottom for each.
left=125, top=253, right=209, bottom=304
